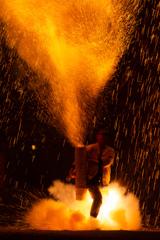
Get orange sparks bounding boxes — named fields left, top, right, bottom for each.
left=0, top=0, right=139, bottom=145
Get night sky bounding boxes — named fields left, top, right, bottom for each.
left=0, top=0, right=159, bottom=228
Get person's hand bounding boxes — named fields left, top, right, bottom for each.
left=69, top=167, right=75, bottom=178
left=66, top=176, right=71, bottom=182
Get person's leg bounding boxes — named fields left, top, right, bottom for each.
left=88, top=185, right=102, bottom=218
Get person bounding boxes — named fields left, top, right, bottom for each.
left=68, top=127, right=115, bottom=218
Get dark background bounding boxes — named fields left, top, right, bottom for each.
left=0, top=0, right=159, bottom=228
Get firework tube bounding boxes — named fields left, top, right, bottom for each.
left=75, top=145, right=87, bottom=200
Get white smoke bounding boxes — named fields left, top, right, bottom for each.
left=25, top=180, right=141, bottom=230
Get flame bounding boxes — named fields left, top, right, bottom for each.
left=25, top=181, right=141, bottom=230
left=99, top=189, right=120, bottom=220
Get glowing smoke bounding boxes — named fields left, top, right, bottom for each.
left=0, top=0, right=139, bottom=145
left=25, top=180, right=141, bottom=230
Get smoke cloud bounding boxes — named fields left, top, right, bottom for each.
left=25, top=180, right=141, bottom=230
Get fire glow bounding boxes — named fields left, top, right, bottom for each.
left=25, top=180, right=141, bottom=230
left=0, top=0, right=138, bottom=146
left=0, top=1, right=141, bottom=229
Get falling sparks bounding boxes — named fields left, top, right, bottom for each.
left=93, top=0, right=160, bottom=228
left=0, top=0, right=159, bottom=230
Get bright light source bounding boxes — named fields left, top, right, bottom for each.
left=98, top=189, right=120, bottom=221
left=32, top=145, right=36, bottom=150
left=26, top=181, right=142, bottom=230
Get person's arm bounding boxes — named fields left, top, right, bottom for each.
left=86, top=144, right=99, bottom=163
left=102, top=148, right=115, bottom=167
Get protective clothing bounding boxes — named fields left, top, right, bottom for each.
left=86, top=143, right=115, bottom=186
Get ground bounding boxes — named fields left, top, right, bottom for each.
left=0, top=228, right=160, bottom=240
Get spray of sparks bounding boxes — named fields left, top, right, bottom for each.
left=24, top=180, right=141, bottom=230
left=0, top=0, right=138, bottom=146
left=0, top=0, right=159, bottom=229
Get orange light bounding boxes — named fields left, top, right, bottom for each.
left=31, top=145, right=36, bottom=150
left=0, top=0, right=138, bottom=145
left=98, top=189, right=120, bottom=220
left=25, top=181, right=141, bottom=230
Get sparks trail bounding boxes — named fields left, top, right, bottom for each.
left=0, top=187, right=47, bottom=227
left=0, top=0, right=159, bottom=229
left=100, top=0, right=160, bottom=227
left=0, top=0, right=139, bottom=146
